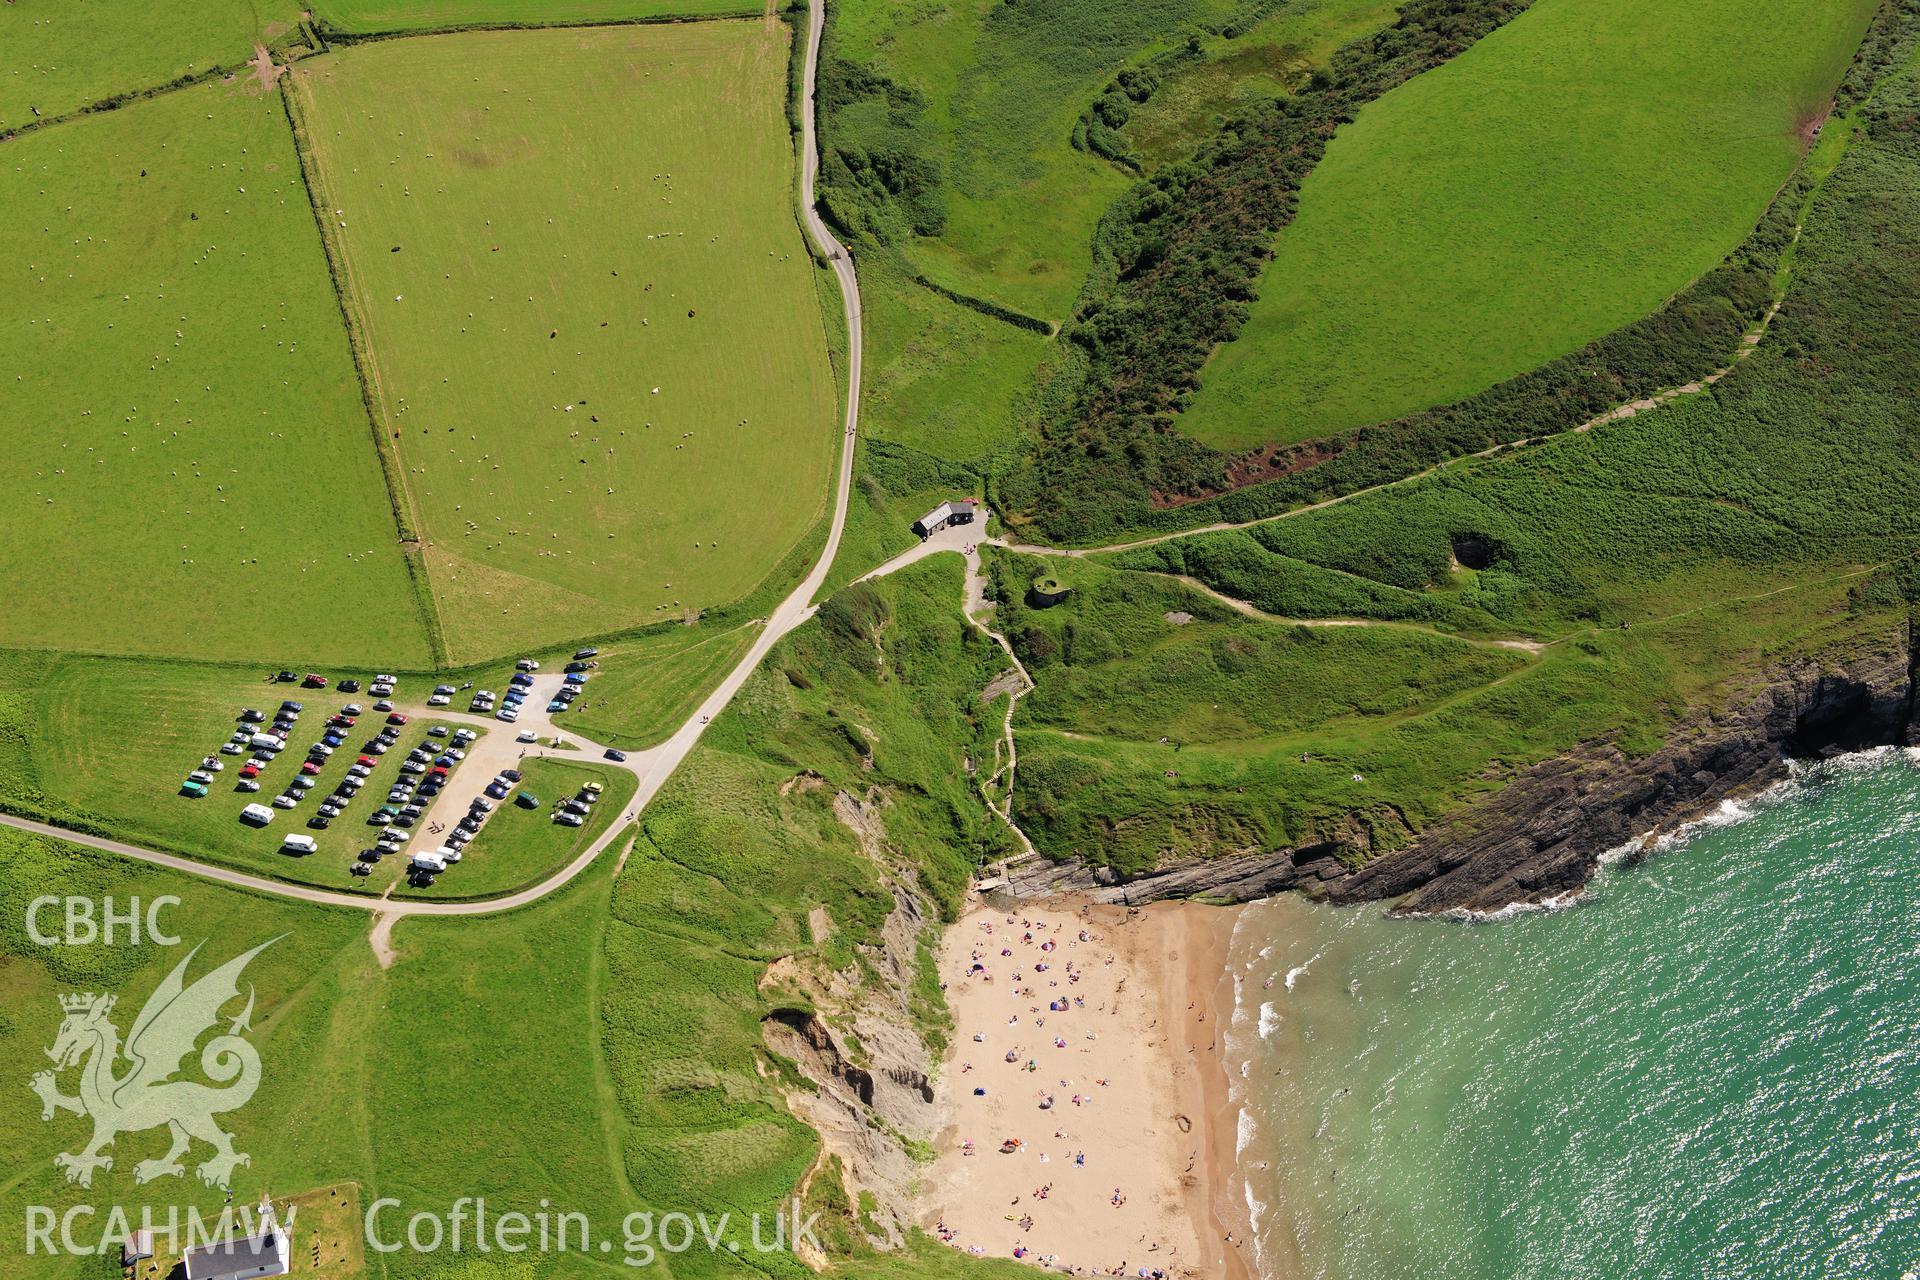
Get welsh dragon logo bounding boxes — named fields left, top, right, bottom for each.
left=30, top=939, right=278, bottom=1189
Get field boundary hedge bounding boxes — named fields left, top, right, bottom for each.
left=999, top=0, right=1920, bottom=546
left=905, top=273, right=1056, bottom=336
left=279, top=80, right=450, bottom=668
left=311, top=9, right=759, bottom=43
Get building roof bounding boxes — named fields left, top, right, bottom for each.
left=183, top=1212, right=289, bottom=1280
left=916, top=498, right=978, bottom=529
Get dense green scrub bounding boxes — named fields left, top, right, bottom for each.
left=995, top=0, right=1897, bottom=547
left=996, top=0, right=1533, bottom=542
left=819, top=0, right=1396, bottom=477
left=1180, top=0, right=1878, bottom=447
left=1109, top=0, right=1400, bottom=168
left=0, top=84, right=433, bottom=665
left=1005, top=45, right=1920, bottom=874
left=600, top=558, right=1021, bottom=1271
left=0, top=0, right=305, bottom=133
left=0, top=563, right=1033, bottom=1277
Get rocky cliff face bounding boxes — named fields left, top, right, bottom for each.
left=1000, top=629, right=1916, bottom=915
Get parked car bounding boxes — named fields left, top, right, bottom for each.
left=181, top=780, right=209, bottom=798
left=515, top=793, right=540, bottom=809
left=280, top=700, right=304, bottom=713
left=374, top=699, right=394, bottom=712
left=307, top=816, right=331, bottom=831
left=582, top=781, right=605, bottom=796
left=241, top=803, right=274, bottom=824
left=516, top=659, right=540, bottom=672
left=300, top=761, right=322, bottom=776
left=219, top=742, right=244, bottom=756
left=605, top=749, right=627, bottom=762
left=564, top=673, right=588, bottom=686
left=237, top=779, right=261, bottom=793
left=358, top=847, right=383, bottom=863
left=283, top=833, right=319, bottom=853
left=434, top=684, right=458, bottom=696
left=417, top=782, right=442, bottom=798
left=564, top=662, right=591, bottom=674
left=339, top=679, right=361, bottom=693
left=427, top=694, right=451, bottom=707
left=350, top=862, right=373, bottom=877
left=510, top=673, right=533, bottom=688
left=453, top=728, right=476, bottom=743
left=290, top=776, right=314, bottom=792
left=516, top=729, right=537, bottom=743
left=484, top=781, right=510, bottom=800
left=547, top=700, right=568, bottom=714
left=302, top=673, right=328, bottom=689
left=562, top=799, right=589, bottom=816
left=574, top=647, right=599, bottom=660
left=554, top=811, right=584, bottom=827
left=275, top=670, right=298, bottom=683
left=495, top=708, right=519, bottom=722
left=386, top=712, right=409, bottom=726
left=240, top=763, right=261, bottom=779
left=470, top=797, right=494, bottom=814
left=272, top=794, right=298, bottom=809
left=311, top=743, right=335, bottom=758
left=400, top=761, right=425, bottom=775
left=500, top=769, right=522, bottom=783
left=367, top=811, right=393, bottom=826
left=240, top=708, right=266, bottom=722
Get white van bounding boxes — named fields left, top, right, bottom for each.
left=281, top=834, right=318, bottom=854
left=250, top=732, right=284, bottom=751
left=240, top=803, right=274, bottom=825
left=409, top=851, right=448, bottom=873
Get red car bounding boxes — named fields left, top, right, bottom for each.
left=300, top=760, right=323, bottom=776
left=329, top=714, right=356, bottom=728
left=302, top=673, right=329, bottom=689
left=356, top=755, right=378, bottom=768
left=386, top=712, right=409, bottom=726
left=239, top=763, right=261, bottom=779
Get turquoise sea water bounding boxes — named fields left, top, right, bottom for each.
left=1228, top=750, right=1920, bottom=1280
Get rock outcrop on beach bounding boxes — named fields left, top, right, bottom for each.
left=998, top=628, right=1917, bottom=915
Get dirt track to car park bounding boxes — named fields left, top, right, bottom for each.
left=0, top=0, right=862, bottom=936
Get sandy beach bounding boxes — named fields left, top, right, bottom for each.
left=918, top=896, right=1254, bottom=1278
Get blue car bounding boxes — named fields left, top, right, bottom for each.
left=564, top=673, right=587, bottom=685
left=547, top=700, right=568, bottom=713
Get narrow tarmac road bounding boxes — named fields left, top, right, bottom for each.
left=0, top=0, right=863, bottom=926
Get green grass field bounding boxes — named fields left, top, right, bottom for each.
left=0, top=829, right=646, bottom=1280
left=310, top=0, right=755, bottom=34
left=0, top=83, right=433, bottom=666
left=291, top=20, right=838, bottom=662
left=856, top=251, right=1054, bottom=461
left=824, top=0, right=1228, bottom=321
left=0, top=0, right=304, bottom=133
left=1007, top=49, right=1920, bottom=873
left=1176, top=0, right=1879, bottom=449
left=0, top=651, right=504, bottom=891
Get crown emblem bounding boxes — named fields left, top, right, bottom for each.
left=58, top=993, right=111, bottom=1016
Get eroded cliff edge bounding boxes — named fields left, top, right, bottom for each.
left=1000, top=623, right=1916, bottom=915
